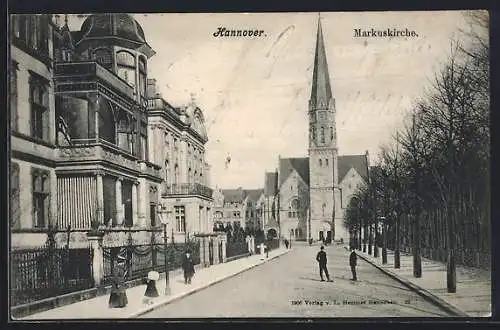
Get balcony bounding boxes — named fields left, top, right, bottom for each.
left=162, top=183, right=213, bottom=200
left=147, top=97, right=180, bottom=115
left=57, top=138, right=140, bottom=173
left=54, top=61, right=135, bottom=100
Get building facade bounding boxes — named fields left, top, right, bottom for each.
left=9, top=14, right=213, bottom=249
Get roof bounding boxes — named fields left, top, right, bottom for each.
left=264, top=172, right=278, bottom=197
left=279, top=157, right=310, bottom=187
left=221, top=188, right=246, bottom=203
left=310, top=18, right=333, bottom=108
left=244, top=189, right=264, bottom=202
left=338, top=155, right=369, bottom=182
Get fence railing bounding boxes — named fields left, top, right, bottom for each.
left=226, top=240, right=249, bottom=258
left=10, top=246, right=94, bottom=306
left=102, top=241, right=200, bottom=285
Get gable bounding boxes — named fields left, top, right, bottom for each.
left=279, top=157, right=309, bottom=188
left=337, top=155, right=368, bottom=183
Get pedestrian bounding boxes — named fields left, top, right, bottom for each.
left=349, top=247, right=358, bottom=281
left=108, top=275, right=128, bottom=308
left=143, top=271, right=160, bottom=304
left=316, top=246, right=332, bottom=282
left=182, top=249, right=195, bottom=284
left=284, top=239, right=289, bottom=249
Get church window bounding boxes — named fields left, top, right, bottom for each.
left=319, top=159, right=322, bottom=166
left=311, top=126, right=315, bottom=141
left=320, top=127, right=325, bottom=143
left=325, top=159, right=329, bottom=166
left=330, top=127, right=333, bottom=140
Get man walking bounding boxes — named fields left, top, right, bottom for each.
left=349, top=247, right=358, bottom=281
left=182, top=250, right=195, bottom=284
left=316, top=246, right=332, bottom=282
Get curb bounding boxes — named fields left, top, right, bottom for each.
left=130, top=249, right=292, bottom=318
left=356, top=252, right=469, bottom=317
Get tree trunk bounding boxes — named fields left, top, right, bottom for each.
left=413, top=213, right=422, bottom=278
left=447, top=185, right=457, bottom=293
left=368, top=223, right=373, bottom=255
left=382, top=223, right=388, bottom=264
left=374, top=219, right=379, bottom=258
left=363, top=221, right=368, bottom=253
left=394, top=215, right=400, bottom=268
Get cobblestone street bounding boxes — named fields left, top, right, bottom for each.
left=142, top=243, right=452, bottom=318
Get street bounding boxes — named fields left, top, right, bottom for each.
left=141, top=242, right=452, bottom=318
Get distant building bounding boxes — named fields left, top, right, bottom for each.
left=243, top=189, right=264, bottom=230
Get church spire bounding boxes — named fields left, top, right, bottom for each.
left=310, top=14, right=333, bottom=108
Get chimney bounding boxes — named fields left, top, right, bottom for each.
left=147, top=78, right=157, bottom=98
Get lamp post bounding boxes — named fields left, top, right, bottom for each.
left=158, top=204, right=172, bottom=295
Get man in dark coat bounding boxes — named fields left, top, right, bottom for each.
left=316, top=246, right=332, bottom=282
left=349, top=247, right=358, bottom=281
left=182, top=250, right=195, bottom=284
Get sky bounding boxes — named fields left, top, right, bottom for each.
left=66, top=11, right=475, bottom=189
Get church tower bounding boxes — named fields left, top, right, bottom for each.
left=308, top=16, right=338, bottom=242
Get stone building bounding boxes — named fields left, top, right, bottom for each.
left=9, top=14, right=212, bottom=248
left=273, top=18, right=369, bottom=243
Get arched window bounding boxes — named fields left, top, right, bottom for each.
left=116, top=112, right=131, bottom=152
left=325, top=159, right=329, bottom=166
left=116, top=50, right=136, bottom=88
left=322, top=203, right=326, bottom=217
left=330, top=127, right=334, bottom=141
left=188, top=168, right=192, bottom=184
left=98, top=99, right=115, bottom=143
left=138, top=56, right=147, bottom=98
left=320, top=127, right=325, bottom=143
left=311, top=126, right=316, bottom=141
left=164, top=159, right=169, bottom=184
left=174, top=164, right=179, bottom=186
left=319, top=159, right=322, bottom=166
left=93, top=47, right=113, bottom=69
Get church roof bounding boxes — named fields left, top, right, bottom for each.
left=338, top=155, right=369, bottom=182
left=310, top=17, right=333, bottom=108
left=264, top=172, right=278, bottom=197
left=279, top=157, right=310, bottom=188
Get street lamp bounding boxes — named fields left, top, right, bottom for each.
left=157, top=204, right=172, bottom=295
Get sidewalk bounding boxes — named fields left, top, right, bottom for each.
left=348, top=245, right=491, bottom=317
left=17, top=248, right=291, bottom=320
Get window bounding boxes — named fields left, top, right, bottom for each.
left=175, top=206, right=186, bottom=232
left=12, top=15, right=49, bottom=55
left=150, top=204, right=157, bottom=227
left=93, top=47, right=113, bottom=70
left=139, top=57, right=147, bottom=97
left=311, top=126, right=316, bottom=141
left=10, top=61, right=19, bottom=132
left=330, top=127, right=334, bottom=141
left=320, top=127, right=325, bottom=143
left=29, top=74, right=49, bottom=140
left=11, top=163, right=21, bottom=229
left=319, top=159, right=322, bottom=166
left=32, top=168, right=50, bottom=228
left=325, top=159, right=329, bottom=166
left=116, top=50, right=136, bottom=88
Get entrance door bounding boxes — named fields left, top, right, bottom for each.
left=319, top=231, right=324, bottom=241
left=326, top=231, right=332, bottom=244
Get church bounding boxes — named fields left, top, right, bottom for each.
left=265, top=17, right=369, bottom=243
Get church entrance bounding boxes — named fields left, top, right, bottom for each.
left=319, top=231, right=324, bottom=242
left=326, top=230, right=332, bottom=244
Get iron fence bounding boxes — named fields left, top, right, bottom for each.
left=102, top=240, right=200, bottom=285
left=10, top=246, right=93, bottom=306
left=226, top=240, right=249, bottom=258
